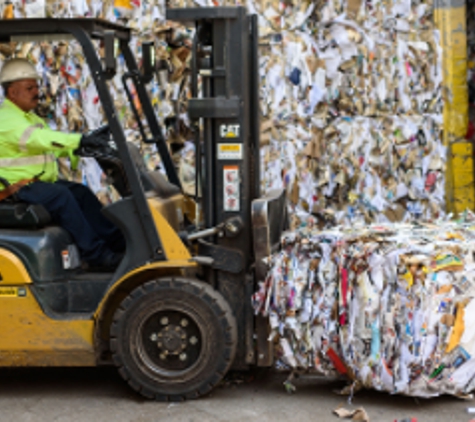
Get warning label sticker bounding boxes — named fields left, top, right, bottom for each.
left=0, top=287, right=26, bottom=297
left=223, top=166, right=240, bottom=212
left=217, top=144, right=243, bottom=160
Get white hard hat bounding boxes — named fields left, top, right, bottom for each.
left=0, top=58, right=41, bottom=84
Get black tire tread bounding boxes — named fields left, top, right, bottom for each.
left=109, top=277, right=237, bottom=401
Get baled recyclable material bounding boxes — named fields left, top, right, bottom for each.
left=253, top=218, right=475, bottom=398
left=261, top=115, right=445, bottom=226
left=253, top=0, right=444, bottom=222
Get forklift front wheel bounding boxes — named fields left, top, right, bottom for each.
left=110, top=277, right=237, bottom=401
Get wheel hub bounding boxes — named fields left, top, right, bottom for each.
left=157, top=325, right=187, bottom=355
left=142, top=311, right=202, bottom=370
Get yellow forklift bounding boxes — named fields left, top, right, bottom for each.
left=0, top=8, right=287, bottom=400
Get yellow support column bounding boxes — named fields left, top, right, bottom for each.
left=435, top=0, right=474, bottom=214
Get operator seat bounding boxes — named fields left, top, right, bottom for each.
left=0, top=201, right=52, bottom=229
left=0, top=177, right=52, bottom=229
left=0, top=179, right=80, bottom=282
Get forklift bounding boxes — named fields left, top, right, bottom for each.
left=0, top=7, right=287, bottom=400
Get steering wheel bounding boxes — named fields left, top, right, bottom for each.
left=72, top=124, right=133, bottom=196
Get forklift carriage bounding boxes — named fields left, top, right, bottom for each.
left=0, top=8, right=287, bottom=400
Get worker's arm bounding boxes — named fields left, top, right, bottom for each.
left=13, top=116, right=82, bottom=169
left=24, top=126, right=82, bottom=170
left=17, top=124, right=81, bottom=155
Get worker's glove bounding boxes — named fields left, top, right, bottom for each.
left=79, top=132, right=110, bottom=149
left=74, top=126, right=112, bottom=156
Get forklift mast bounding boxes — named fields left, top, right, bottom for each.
left=167, top=7, right=261, bottom=369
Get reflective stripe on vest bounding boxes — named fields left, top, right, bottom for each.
left=18, top=124, right=44, bottom=152
left=0, top=153, right=56, bottom=168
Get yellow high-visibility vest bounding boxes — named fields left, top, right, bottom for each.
left=0, top=99, right=81, bottom=185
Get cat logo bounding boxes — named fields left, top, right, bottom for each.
left=220, top=124, right=240, bottom=138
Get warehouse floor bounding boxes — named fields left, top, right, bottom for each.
left=0, top=367, right=471, bottom=422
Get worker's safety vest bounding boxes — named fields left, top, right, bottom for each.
left=0, top=99, right=81, bottom=185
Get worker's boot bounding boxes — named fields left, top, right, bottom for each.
left=87, top=248, right=123, bottom=272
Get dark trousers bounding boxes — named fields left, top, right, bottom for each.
left=17, top=180, right=125, bottom=263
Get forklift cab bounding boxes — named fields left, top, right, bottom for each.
left=0, top=18, right=184, bottom=280
left=0, top=9, right=287, bottom=401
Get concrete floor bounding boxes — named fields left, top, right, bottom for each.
left=0, top=367, right=472, bottom=422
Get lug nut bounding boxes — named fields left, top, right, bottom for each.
left=179, top=353, right=187, bottom=361
left=189, top=336, right=198, bottom=345
left=150, top=333, right=158, bottom=341
left=160, top=353, right=167, bottom=360
left=160, top=317, right=169, bottom=325
left=181, top=319, right=189, bottom=327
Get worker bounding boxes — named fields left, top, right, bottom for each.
left=0, top=58, right=124, bottom=270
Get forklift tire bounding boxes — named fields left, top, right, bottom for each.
left=110, top=277, right=238, bottom=401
